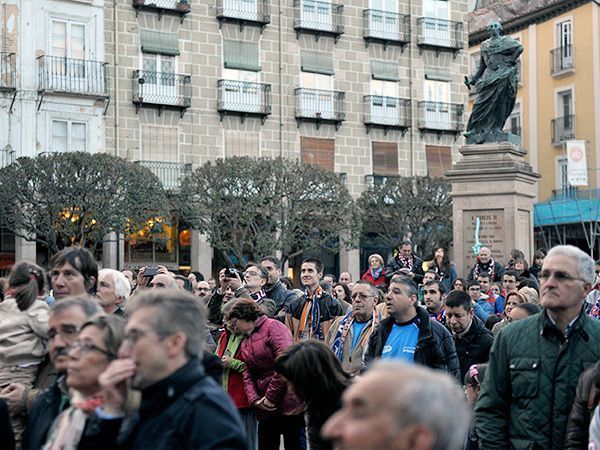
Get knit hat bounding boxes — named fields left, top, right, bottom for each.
left=369, top=254, right=384, bottom=267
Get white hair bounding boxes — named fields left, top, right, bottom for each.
left=99, top=268, right=131, bottom=301
left=546, top=245, right=595, bottom=284
left=370, top=361, right=470, bottom=450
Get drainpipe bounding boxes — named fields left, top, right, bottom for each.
left=113, top=0, right=119, bottom=158
left=408, top=0, right=414, bottom=176
left=278, top=0, right=283, bottom=157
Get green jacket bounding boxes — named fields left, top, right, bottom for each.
left=474, top=310, right=600, bottom=449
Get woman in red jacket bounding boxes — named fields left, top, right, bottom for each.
left=228, top=299, right=304, bottom=450
left=217, top=300, right=258, bottom=450
left=361, top=253, right=386, bottom=287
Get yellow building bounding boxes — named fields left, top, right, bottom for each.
left=469, top=0, right=600, bottom=256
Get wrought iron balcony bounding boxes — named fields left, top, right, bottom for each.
left=364, top=96, right=411, bottom=134
left=132, top=70, right=191, bottom=115
left=217, top=79, right=272, bottom=123
left=551, top=115, right=576, bottom=144
left=294, top=0, right=344, bottom=42
left=363, top=10, right=410, bottom=49
left=416, top=18, right=463, bottom=53
left=0, top=53, right=16, bottom=91
left=551, top=45, right=574, bottom=76
left=216, top=0, right=270, bottom=28
left=365, top=174, right=402, bottom=187
left=417, top=101, right=463, bottom=134
left=37, top=56, right=108, bottom=97
left=295, top=87, right=345, bottom=130
left=134, top=160, right=192, bottom=190
left=132, top=0, right=190, bottom=21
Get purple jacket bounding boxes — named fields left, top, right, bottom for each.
left=240, top=316, right=303, bottom=416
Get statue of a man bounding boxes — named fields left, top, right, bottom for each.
left=464, top=21, right=523, bottom=144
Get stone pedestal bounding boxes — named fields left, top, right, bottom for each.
left=445, top=142, right=540, bottom=277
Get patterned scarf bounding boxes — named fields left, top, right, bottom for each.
left=42, top=393, right=103, bottom=450
left=250, top=289, right=267, bottom=302
left=331, top=309, right=380, bottom=360
left=397, top=254, right=414, bottom=271
left=472, top=257, right=496, bottom=280
left=370, top=267, right=383, bottom=280
left=429, top=306, right=446, bottom=327
left=297, top=286, right=324, bottom=340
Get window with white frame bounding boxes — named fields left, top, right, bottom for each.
left=504, top=102, right=521, bottom=137
left=51, top=19, right=86, bottom=60
left=555, top=156, right=568, bottom=191
left=556, top=20, right=573, bottom=69
left=51, top=120, right=87, bottom=152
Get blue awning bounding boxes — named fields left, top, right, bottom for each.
left=534, top=189, right=600, bottom=227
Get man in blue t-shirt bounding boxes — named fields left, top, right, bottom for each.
left=363, top=275, right=460, bottom=379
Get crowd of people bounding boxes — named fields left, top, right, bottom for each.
left=0, top=242, right=599, bottom=450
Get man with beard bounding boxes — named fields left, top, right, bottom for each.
left=423, top=280, right=446, bottom=326
left=21, top=297, right=101, bottom=450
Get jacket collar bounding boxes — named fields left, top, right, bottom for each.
left=139, top=357, right=205, bottom=419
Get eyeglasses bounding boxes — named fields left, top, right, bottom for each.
left=48, top=324, right=80, bottom=341
left=538, top=271, right=586, bottom=283
left=351, top=293, right=375, bottom=302
left=71, top=340, right=116, bottom=359
left=196, top=287, right=211, bottom=292
left=243, top=271, right=262, bottom=278
left=123, top=328, right=152, bottom=345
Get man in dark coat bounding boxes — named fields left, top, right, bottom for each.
left=261, top=256, right=300, bottom=318
left=385, top=241, right=425, bottom=284
left=363, top=276, right=460, bottom=380
left=444, top=290, right=493, bottom=380
left=80, top=289, right=246, bottom=450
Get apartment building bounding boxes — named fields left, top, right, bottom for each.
left=0, top=0, right=107, bottom=269
left=104, top=0, right=469, bottom=276
left=469, top=0, right=600, bottom=256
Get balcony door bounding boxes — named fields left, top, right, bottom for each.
left=51, top=20, right=88, bottom=90
left=557, top=89, right=574, bottom=139
left=222, top=69, right=261, bottom=112
left=422, top=0, right=450, bottom=45
left=424, top=79, right=450, bottom=129
left=300, top=71, right=334, bottom=119
left=371, top=79, right=398, bottom=125
left=142, top=54, right=177, bottom=104
left=301, top=0, right=333, bottom=32
left=369, top=0, right=398, bottom=39
left=556, top=20, right=573, bottom=69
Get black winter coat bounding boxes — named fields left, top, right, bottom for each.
left=565, top=360, right=600, bottom=449
left=265, top=281, right=299, bottom=315
left=385, top=254, right=425, bottom=284
left=22, top=376, right=69, bottom=450
left=79, top=358, right=247, bottom=450
left=454, top=316, right=494, bottom=381
left=363, top=306, right=461, bottom=380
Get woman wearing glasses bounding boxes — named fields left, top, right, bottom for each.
left=42, top=315, right=126, bottom=450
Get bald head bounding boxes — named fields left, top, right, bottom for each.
left=149, top=274, right=179, bottom=290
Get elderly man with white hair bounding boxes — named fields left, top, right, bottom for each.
left=97, top=268, right=130, bottom=317
left=322, top=361, right=469, bottom=450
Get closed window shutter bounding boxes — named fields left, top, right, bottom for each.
left=425, top=145, right=452, bottom=178
left=301, top=51, right=334, bottom=75
left=372, top=142, right=398, bottom=175
left=223, top=40, right=261, bottom=72
left=140, top=30, right=180, bottom=56
left=371, top=60, right=399, bottom=81
left=300, top=137, right=335, bottom=171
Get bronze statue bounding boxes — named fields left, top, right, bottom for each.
left=464, top=21, right=523, bottom=144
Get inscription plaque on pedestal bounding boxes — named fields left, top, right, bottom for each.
left=463, top=210, right=506, bottom=270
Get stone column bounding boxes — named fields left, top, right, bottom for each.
left=15, top=235, right=36, bottom=263
left=191, top=230, right=213, bottom=279
left=445, top=142, right=540, bottom=277
left=102, top=232, right=124, bottom=269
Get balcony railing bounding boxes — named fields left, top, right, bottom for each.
left=295, top=88, right=345, bottom=127
left=365, top=174, right=402, bottom=186
left=294, top=0, right=344, bottom=40
left=217, top=79, right=272, bottom=121
left=0, top=147, right=15, bottom=169
left=417, top=101, right=463, bottom=133
left=216, top=0, right=270, bottom=26
left=132, top=0, right=191, bottom=16
left=0, top=53, right=16, bottom=91
left=363, top=10, right=410, bottom=47
left=551, top=115, right=576, bottom=144
left=552, top=186, right=579, bottom=199
left=364, top=96, right=411, bottom=131
left=134, top=160, right=192, bottom=190
left=132, top=70, right=192, bottom=110
left=416, top=17, right=463, bottom=51
left=551, top=45, right=574, bottom=75
left=37, top=55, right=108, bottom=97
